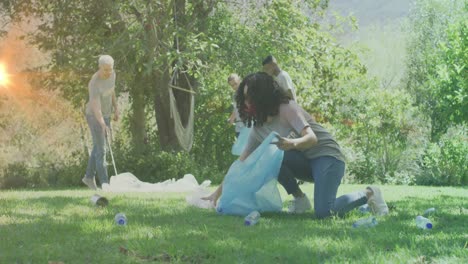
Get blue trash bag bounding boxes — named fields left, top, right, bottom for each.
left=217, top=132, right=284, bottom=215
left=231, top=126, right=251, bottom=156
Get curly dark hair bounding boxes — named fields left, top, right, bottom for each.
left=236, top=72, right=290, bottom=127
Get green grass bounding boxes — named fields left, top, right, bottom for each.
left=1, top=184, right=467, bottom=263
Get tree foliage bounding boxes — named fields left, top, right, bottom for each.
left=2, top=0, right=220, bottom=152
left=404, top=0, right=467, bottom=140
left=418, top=125, right=468, bottom=186
left=1, top=0, right=465, bottom=187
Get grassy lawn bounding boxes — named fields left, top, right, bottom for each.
left=0, top=184, right=467, bottom=263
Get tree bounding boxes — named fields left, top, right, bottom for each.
left=190, top=0, right=372, bottom=173
left=404, top=0, right=467, bottom=140
left=1, top=0, right=218, bottom=152
left=430, top=20, right=467, bottom=133
left=3, top=0, right=427, bottom=186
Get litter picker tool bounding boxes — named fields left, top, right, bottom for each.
left=106, top=130, right=118, bottom=177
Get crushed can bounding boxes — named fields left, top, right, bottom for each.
left=90, top=194, right=109, bottom=207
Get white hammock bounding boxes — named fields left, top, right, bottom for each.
left=168, top=69, right=195, bottom=152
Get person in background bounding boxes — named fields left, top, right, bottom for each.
left=82, top=55, right=119, bottom=190
left=204, top=72, right=389, bottom=218
left=262, top=55, right=297, bottom=101
left=227, top=73, right=244, bottom=138
left=263, top=55, right=303, bottom=186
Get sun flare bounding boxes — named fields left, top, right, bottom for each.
left=0, top=64, right=9, bottom=87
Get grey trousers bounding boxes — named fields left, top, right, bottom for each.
left=277, top=150, right=367, bottom=218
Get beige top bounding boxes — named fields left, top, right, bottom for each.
left=85, top=71, right=116, bottom=118
left=245, top=101, right=345, bottom=162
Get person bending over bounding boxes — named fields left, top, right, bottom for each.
left=204, top=72, right=388, bottom=218
left=82, top=55, right=119, bottom=190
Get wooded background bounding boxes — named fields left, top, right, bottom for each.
left=0, top=0, right=466, bottom=188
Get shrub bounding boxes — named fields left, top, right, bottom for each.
left=333, top=75, right=429, bottom=184
left=0, top=162, right=29, bottom=189
left=417, top=125, right=468, bottom=186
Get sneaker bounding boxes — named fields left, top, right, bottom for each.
left=82, top=176, right=97, bottom=190
left=366, top=186, right=389, bottom=216
left=101, top=183, right=110, bottom=192
left=288, top=194, right=312, bottom=214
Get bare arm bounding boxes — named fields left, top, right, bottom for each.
left=202, top=142, right=256, bottom=205
left=201, top=147, right=250, bottom=206
left=239, top=148, right=252, bottom=161
left=228, top=111, right=236, bottom=124
left=273, top=126, right=317, bottom=151
left=202, top=184, right=223, bottom=206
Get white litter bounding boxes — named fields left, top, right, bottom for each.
left=101, top=172, right=214, bottom=209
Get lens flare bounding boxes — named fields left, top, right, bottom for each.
left=0, top=64, right=9, bottom=87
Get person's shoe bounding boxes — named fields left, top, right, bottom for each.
left=366, top=186, right=389, bottom=216
left=288, top=194, right=312, bottom=214
left=82, top=176, right=97, bottom=190
left=101, top=183, right=110, bottom=192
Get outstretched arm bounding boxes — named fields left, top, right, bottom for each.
left=201, top=185, right=223, bottom=206
left=202, top=129, right=258, bottom=205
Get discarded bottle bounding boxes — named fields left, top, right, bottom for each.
left=415, top=216, right=432, bottom=229
left=115, top=213, right=127, bottom=226
left=423, top=207, right=436, bottom=217
left=358, top=204, right=370, bottom=214
left=90, top=194, right=109, bottom=207
left=352, top=216, right=377, bottom=228
left=244, top=211, right=260, bottom=226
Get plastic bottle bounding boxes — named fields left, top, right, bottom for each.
left=244, top=211, right=260, bottom=226
left=115, top=213, right=127, bottom=226
left=423, top=207, right=436, bottom=217
left=352, top=216, right=377, bottom=228
left=415, top=216, right=432, bottom=229
left=358, top=204, right=370, bottom=214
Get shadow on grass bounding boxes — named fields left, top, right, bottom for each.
left=0, top=193, right=466, bottom=263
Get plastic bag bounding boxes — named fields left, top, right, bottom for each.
left=231, top=126, right=251, bottom=156
left=217, top=132, right=284, bottom=215
left=107, top=173, right=210, bottom=192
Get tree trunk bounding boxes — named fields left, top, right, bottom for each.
left=129, top=71, right=148, bottom=152
left=153, top=67, right=181, bottom=151
left=110, top=3, right=148, bottom=152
